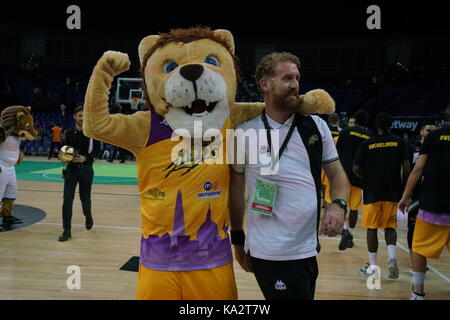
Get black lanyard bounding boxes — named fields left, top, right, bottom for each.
left=261, top=110, right=297, bottom=160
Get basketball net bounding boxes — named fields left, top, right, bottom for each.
left=130, top=97, right=140, bottom=111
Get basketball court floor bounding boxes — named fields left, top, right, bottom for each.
left=1, top=157, right=449, bottom=300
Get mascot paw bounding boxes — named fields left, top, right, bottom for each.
left=16, top=152, right=24, bottom=166
left=302, top=89, right=336, bottom=115
left=96, top=51, right=131, bottom=77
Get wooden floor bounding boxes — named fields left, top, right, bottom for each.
left=1, top=158, right=449, bottom=300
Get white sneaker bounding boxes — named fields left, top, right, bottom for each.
left=360, top=263, right=376, bottom=276
left=410, top=292, right=426, bottom=300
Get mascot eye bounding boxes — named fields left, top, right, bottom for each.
left=164, top=61, right=179, bottom=74
left=25, top=123, right=30, bottom=128
left=204, top=56, right=220, bottom=67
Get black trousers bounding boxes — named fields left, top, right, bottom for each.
left=249, top=255, right=319, bottom=300
left=62, top=165, right=94, bottom=231
left=48, top=141, right=61, bottom=158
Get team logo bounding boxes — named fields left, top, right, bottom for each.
left=198, top=181, right=222, bottom=200
left=308, top=134, right=319, bottom=146
left=204, top=182, right=212, bottom=191
left=274, top=280, right=287, bottom=291
left=260, top=145, right=270, bottom=154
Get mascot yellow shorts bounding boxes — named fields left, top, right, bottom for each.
left=136, top=263, right=237, bottom=300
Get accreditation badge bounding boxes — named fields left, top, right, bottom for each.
left=250, top=178, right=277, bottom=216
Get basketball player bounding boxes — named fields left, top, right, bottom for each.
left=353, top=112, right=410, bottom=279
left=335, top=110, right=371, bottom=250
left=406, top=121, right=437, bottom=273
left=398, top=107, right=450, bottom=300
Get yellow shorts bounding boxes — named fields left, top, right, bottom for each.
left=349, top=186, right=362, bottom=211
left=323, top=184, right=361, bottom=211
left=136, top=263, right=238, bottom=300
left=413, top=217, right=450, bottom=259
left=324, top=184, right=331, bottom=204
left=362, top=201, right=398, bottom=229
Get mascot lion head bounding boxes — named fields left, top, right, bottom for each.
left=0, top=106, right=38, bottom=141
left=139, top=27, right=238, bottom=136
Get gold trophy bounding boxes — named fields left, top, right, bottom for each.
left=59, top=145, right=77, bottom=163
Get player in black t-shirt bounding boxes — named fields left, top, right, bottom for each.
left=405, top=121, right=436, bottom=273
left=335, top=110, right=371, bottom=250
left=327, top=112, right=341, bottom=138
left=398, top=107, right=450, bottom=300
left=353, top=113, right=410, bottom=280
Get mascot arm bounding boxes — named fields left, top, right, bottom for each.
left=83, top=51, right=149, bottom=156
left=231, top=89, right=335, bottom=128
left=230, top=102, right=265, bottom=128
left=298, top=89, right=336, bottom=115
left=15, top=152, right=24, bottom=166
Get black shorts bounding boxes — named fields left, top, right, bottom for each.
left=249, top=255, right=318, bottom=300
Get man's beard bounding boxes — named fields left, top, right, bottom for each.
left=274, top=92, right=299, bottom=113
left=77, top=120, right=83, bottom=128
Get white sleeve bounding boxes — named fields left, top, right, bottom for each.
left=313, top=116, right=339, bottom=164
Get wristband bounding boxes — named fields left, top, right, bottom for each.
left=230, top=230, right=245, bottom=245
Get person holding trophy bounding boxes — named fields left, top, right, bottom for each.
left=58, top=106, right=100, bottom=241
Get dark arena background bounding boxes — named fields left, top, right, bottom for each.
left=0, top=0, right=449, bottom=309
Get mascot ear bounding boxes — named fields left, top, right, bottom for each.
left=213, top=29, right=235, bottom=54
left=16, top=112, right=25, bottom=121
left=139, top=35, right=161, bottom=67
left=27, top=106, right=31, bottom=112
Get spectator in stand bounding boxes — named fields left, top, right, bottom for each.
left=48, top=122, right=62, bottom=159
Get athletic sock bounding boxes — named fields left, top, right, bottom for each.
left=348, top=227, right=354, bottom=235
left=368, top=252, right=377, bottom=267
left=412, top=271, right=425, bottom=295
left=387, top=245, right=396, bottom=261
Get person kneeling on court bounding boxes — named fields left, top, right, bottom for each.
left=58, top=106, right=100, bottom=242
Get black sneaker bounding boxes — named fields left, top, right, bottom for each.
left=9, top=216, right=23, bottom=224
left=58, top=230, right=72, bottom=241
left=338, top=228, right=354, bottom=250
left=85, top=215, right=93, bottom=230
left=2, top=216, right=13, bottom=228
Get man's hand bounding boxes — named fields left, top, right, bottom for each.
left=398, top=196, right=412, bottom=214
left=72, top=155, right=86, bottom=163
left=233, top=245, right=253, bottom=273
left=319, top=203, right=345, bottom=237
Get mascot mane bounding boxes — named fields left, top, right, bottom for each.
left=1, top=106, right=33, bottom=137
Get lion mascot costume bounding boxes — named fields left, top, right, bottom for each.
left=0, top=106, right=38, bottom=230
left=83, top=27, right=335, bottom=299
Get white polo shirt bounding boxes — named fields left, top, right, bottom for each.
left=233, top=113, right=339, bottom=261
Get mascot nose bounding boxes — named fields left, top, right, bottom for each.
left=180, top=64, right=204, bottom=82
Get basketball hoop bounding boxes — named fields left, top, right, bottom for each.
left=130, top=97, right=140, bottom=111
